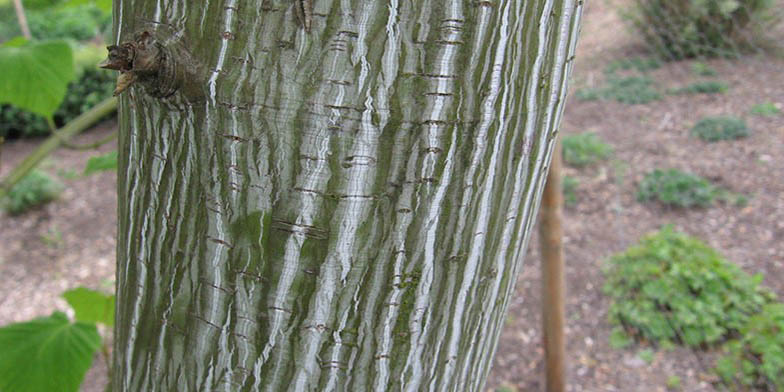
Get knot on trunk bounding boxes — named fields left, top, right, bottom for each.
left=101, top=30, right=202, bottom=100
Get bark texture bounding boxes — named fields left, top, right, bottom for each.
left=113, top=0, right=582, bottom=390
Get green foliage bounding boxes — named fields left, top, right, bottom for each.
left=692, top=62, right=718, bottom=76
left=609, top=327, right=634, bottom=348
left=667, top=375, right=682, bottom=389
left=715, top=303, right=784, bottom=390
left=562, top=132, right=613, bottom=167
left=638, top=348, right=655, bottom=363
left=0, top=39, right=74, bottom=119
left=603, top=227, right=773, bottom=348
left=691, top=116, right=749, bottom=142
left=750, top=102, right=781, bottom=117
left=626, top=0, right=776, bottom=59
left=637, top=169, right=717, bottom=208
left=576, top=76, right=661, bottom=104
left=62, top=0, right=113, bottom=14
left=84, top=150, right=118, bottom=175
left=669, top=80, right=728, bottom=94
left=0, top=65, right=115, bottom=138
left=1, top=170, right=63, bottom=214
left=606, top=56, right=662, bottom=74
left=0, top=311, right=101, bottom=392
left=562, top=175, right=579, bottom=207
left=575, top=87, right=601, bottom=101
left=62, top=287, right=115, bottom=327
left=0, top=3, right=110, bottom=42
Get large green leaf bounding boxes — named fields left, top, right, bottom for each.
left=62, top=287, right=115, bottom=327
left=0, top=312, right=101, bottom=392
left=0, top=39, right=74, bottom=119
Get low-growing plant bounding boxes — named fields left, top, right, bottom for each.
left=562, top=175, right=579, bottom=207
left=692, top=62, right=718, bottom=76
left=691, top=116, right=749, bottom=142
left=637, top=169, right=717, bottom=208
left=669, top=80, right=728, bottom=95
left=624, top=0, right=777, bottom=60
left=1, top=170, right=63, bottom=214
left=562, top=132, right=613, bottom=167
left=603, top=76, right=662, bottom=104
left=638, top=348, right=655, bottom=364
left=575, top=87, right=601, bottom=101
left=603, top=226, right=774, bottom=348
left=577, top=76, right=661, bottom=104
left=715, top=303, right=784, bottom=390
left=667, top=375, right=682, bottom=390
left=750, top=102, right=781, bottom=117
left=605, top=56, right=662, bottom=74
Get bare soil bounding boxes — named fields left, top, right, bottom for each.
left=1, top=1, right=782, bottom=391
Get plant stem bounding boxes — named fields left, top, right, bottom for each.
left=12, top=0, right=32, bottom=40
left=0, top=97, right=117, bottom=199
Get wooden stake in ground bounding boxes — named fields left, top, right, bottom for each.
left=12, top=0, right=32, bottom=40
left=540, top=139, right=566, bottom=392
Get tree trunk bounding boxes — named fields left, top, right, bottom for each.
left=113, top=1, right=582, bottom=391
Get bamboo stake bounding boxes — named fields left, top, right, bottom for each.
left=539, top=139, right=566, bottom=392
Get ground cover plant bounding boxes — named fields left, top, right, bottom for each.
left=603, top=226, right=775, bottom=348
left=715, top=303, right=784, bottom=390
left=637, top=169, right=717, bottom=208
left=691, top=116, right=749, bottom=142
left=562, top=175, right=579, bottom=207
left=576, top=76, right=661, bottom=104
left=750, top=102, right=781, bottom=117
left=1, top=170, right=62, bottom=214
left=669, top=80, right=728, bottom=95
left=562, top=132, right=613, bottom=167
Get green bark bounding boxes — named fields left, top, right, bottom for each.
left=113, top=0, right=582, bottom=391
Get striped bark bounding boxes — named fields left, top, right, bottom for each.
left=113, top=0, right=582, bottom=390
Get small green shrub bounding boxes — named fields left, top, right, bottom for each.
left=562, top=133, right=613, bottom=167
left=562, top=175, right=579, bottom=207
left=670, top=81, right=728, bottom=94
left=637, top=169, right=717, bottom=208
left=750, top=102, right=781, bottom=117
left=575, top=87, right=601, bottom=101
left=715, top=303, right=784, bottom=390
left=575, top=76, right=661, bottom=104
left=625, top=0, right=776, bottom=60
left=691, top=116, right=749, bottom=142
left=638, top=348, right=655, bottom=364
left=667, top=375, right=682, bottom=390
left=606, top=56, right=662, bottom=74
left=603, top=226, right=773, bottom=348
left=692, top=62, right=718, bottom=76
left=604, top=76, right=662, bottom=104
left=1, top=170, right=63, bottom=214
